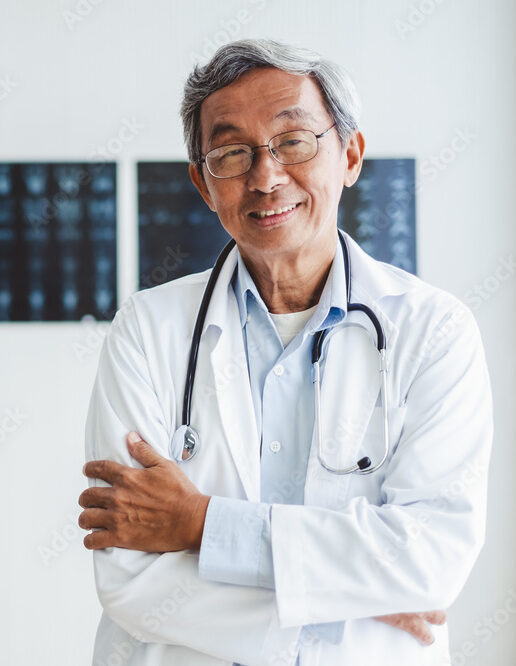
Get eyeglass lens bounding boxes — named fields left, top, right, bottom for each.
left=206, top=130, right=317, bottom=178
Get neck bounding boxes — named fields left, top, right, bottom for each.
left=238, top=230, right=338, bottom=313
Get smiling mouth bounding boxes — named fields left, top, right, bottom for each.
left=249, top=202, right=302, bottom=219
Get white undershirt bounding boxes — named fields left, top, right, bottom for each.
left=268, top=304, right=318, bottom=347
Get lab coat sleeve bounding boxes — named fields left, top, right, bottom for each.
left=269, top=301, right=493, bottom=628
left=198, top=495, right=344, bottom=644
left=84, top=296, right=302, bottom=666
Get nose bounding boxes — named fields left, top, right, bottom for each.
left=246, top=146, right=290, bottom=193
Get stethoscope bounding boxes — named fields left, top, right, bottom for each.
left=170, top=229, right=389, bottom=475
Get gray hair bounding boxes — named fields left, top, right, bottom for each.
left=180, top=38, right=361, bottom=178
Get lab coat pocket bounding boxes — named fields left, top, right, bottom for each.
left=335, top=405, right=408, bottom=506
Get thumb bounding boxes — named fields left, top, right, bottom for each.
left=126, top=431, right=162, bottom=467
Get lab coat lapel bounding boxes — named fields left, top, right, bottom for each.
left=200, top=246, right=261, bottom=502
left=196, top=236, right=404, bottom=508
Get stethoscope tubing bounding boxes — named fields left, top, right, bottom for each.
left=182, top=237, right=236, bottom=427
left=179, top=229, right=390, bottom=475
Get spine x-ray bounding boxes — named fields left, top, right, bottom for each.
left=0, top=162, right=117, bottom=322
left=137, top=158, right=416, bottom=289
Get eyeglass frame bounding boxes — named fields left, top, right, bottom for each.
left=198, top=122, right=338, bottom=179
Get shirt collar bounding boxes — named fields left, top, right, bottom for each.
left=231, top=250, right=267, bottom=328
left=201, top=233, right=410, bottom=358
left=230, top=237, right=348, bottom=332
left=309, top=237, right=348, bottom=332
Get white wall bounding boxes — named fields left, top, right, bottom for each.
left=1, top=0, right=514, bottom=664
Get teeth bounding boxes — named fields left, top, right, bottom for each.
left=254, top=203, right=297, bottom=218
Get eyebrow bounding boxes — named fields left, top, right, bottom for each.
left=207, top=106, right=319, bottom=146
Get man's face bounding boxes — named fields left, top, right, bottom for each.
left=189, top=66, right=364, bottom=262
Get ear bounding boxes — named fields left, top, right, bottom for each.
left=343, top=130, right=366, bottom=188
left=189, top=162, right=216, bottom=212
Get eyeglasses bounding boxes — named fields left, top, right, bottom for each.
left=199, top=122, right=337, bottom=179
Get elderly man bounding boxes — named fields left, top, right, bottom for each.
left=79, top=39, right=492, bottom=666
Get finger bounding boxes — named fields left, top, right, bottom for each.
left=83, top=459, right=127, bottom=484
left=399, top=616, right=435, bottom=646
left=83, top=528, right=115, bottom=550
left=78, top=508, right=112, bottom=531
left=421, top=610, right=447, bottom=625
left=375, top=614, right=435, bottom=646
left=374, top=614, right=399, bottom=627
left=413, top=619, right=434, bottom=646
left=127, top=433, right=164, bottom=467
left=78, top=486, right=115, bottom=508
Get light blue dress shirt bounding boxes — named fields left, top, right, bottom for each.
left=198, top=239, right=349, bottom=665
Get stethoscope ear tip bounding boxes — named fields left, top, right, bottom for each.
left=357, top=456, right=371, bottom=470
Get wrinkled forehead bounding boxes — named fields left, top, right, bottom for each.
left=198, top=67, right=331, bottom=150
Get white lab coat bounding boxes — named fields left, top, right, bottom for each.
left=85, top=232, right=493, bottom=666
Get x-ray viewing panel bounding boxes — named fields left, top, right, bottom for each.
left=137, top=159, right=416, bottom=290
left=0, top=162, right=117, bottom=321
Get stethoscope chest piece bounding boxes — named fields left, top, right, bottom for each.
left=170, top=424, right=201, bottom=462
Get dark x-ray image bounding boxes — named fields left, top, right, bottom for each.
left=0, top=162, right=117, bottom=321
left=137, top=162, right=230, bottom=289
left=338, top=158, right=416, bottom=274
left=137, top=159, right=416, bottom=290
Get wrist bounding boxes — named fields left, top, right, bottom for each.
left=189, top=493, right=211, bottom=551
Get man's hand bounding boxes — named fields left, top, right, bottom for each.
left=79, top=434, right=446, bottom=647
left=375, top=610, right=447, bottom=646
left=78, top=432, right=211, bottom=552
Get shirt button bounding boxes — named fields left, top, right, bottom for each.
left=273, top=364, right=284, bottom=376
left=246, top=313, right=252, bottom=323
left=269, top=440, right=281, bottom=453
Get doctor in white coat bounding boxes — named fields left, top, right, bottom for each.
left=78, top=39, right=493, bottom=666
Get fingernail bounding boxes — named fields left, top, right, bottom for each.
left=127, top=431, right=141, bottom=445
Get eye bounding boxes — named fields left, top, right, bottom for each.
left=225, top=148, right=246, bottom=157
